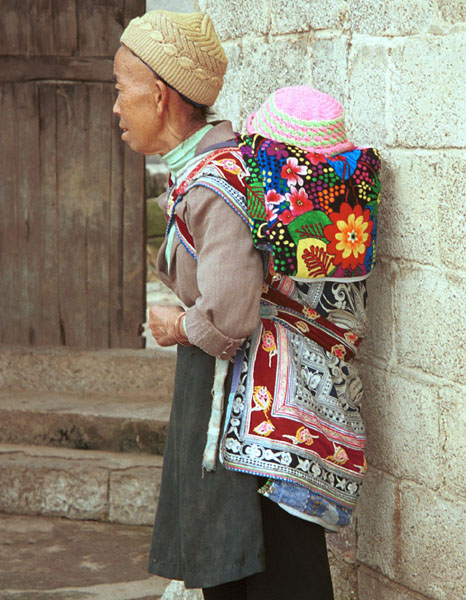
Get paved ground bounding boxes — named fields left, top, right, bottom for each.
left=0, top=514, right=168, bottom=600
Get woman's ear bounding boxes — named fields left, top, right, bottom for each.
left=153, top=79, right=168, bottom=115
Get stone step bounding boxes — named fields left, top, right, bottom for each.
left=0, top=347, right=176, bottom=397
left=0, top=513, right=169, bottom=599
left=0, top=391, right=170, bottom=454
left=0, top=444, right=161, bottom=526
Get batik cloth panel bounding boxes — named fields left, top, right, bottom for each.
left=221, top=273, right=368, bottom=526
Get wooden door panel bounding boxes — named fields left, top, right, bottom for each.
left=0, top=0, right=145, bottom=348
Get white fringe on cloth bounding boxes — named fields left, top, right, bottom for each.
left=202, top=357, right=229, bottom=472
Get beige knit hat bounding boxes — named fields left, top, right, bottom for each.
left=120, top=10, right=227, bottom=107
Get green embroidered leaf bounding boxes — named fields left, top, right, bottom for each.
left=290, top=211, right=332, bottom=244
left=365, top=199, right=379, bottom=218
left=295, top=222, right=327, bottom=241
left=247, top=181, right=266, bottom=219
left=368, top=181, right=381, bottom=201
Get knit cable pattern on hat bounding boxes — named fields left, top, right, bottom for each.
left=121, top=10, right=227, bottom=107
left=247, top=86, right=355, bottom=155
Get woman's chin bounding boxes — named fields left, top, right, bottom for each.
left=123, top=135, right=143, bottom=153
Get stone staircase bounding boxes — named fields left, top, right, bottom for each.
left=0, top=345, right=355, bottom=600
left=0, top=346, right=177, bottom=600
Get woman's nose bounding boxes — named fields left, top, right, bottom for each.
left=113, top=97, right=120, bottom=116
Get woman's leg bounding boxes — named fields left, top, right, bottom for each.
left=246, top=494, right=335, bottom=600
left=202, top=577, right=247, bottom=600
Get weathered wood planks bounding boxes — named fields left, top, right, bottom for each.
left=0, top=0, right=129, bottom=57
left=0, top=0, right=145, bottom=348
left=0, top=56, right=114, bottom=83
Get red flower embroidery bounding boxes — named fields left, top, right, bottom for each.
left=265, top=189, right=284, bottom=221
left=285, top=187, right=313, bottom=216
left=305, top=152, right=328, bottom=165
left=278, top=209, right=294, bottom=225
left=331, top=344, right=346, bottom=359
left=324, top=202, right=373, bottom=270
left=344, top=331, right=359, bottom=344
left=265, top=189, right=283, bottom=204
left=302, top=307, right=319, bottom=320
left=280, top=157, right=307, bottom=187
left=266, top=204, right=276, bottom=220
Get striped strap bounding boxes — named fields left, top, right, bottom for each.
left=261, top=285, right=361, bottom=360
left=175, top=215, right=197, bottom=260
left=185, top=175, right=250, bottom=227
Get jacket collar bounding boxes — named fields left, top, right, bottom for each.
left=195, top=121, right=236, bottom=155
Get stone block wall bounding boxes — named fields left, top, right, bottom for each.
left=193, top=1, right=466, bottom=599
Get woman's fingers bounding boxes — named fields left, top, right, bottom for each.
left=149, top=304, right=184, bottom=345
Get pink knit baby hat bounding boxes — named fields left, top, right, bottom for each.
left=246, top=86, right=355, bottom=155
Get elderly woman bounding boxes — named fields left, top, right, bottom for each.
left=113, top=9, right=380, bottom=600
left=113, top=12, right=278, bottom=597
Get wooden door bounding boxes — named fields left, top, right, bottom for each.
left=0, top=0, right=146, bottom=348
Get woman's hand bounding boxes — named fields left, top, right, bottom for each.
left=149, top=304, right=185, bottom=346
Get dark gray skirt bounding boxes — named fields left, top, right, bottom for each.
left=148, top=345, right=265, bottom=589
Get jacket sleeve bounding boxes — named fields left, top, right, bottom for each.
left=181, top=185, right=263, bottom=360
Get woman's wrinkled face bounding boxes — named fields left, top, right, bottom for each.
left=112, top=46, right=162, bottom=155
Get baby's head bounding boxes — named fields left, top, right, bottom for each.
left=246, top=86, right=355, bottom=155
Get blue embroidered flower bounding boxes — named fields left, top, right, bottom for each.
left=328, top=149, right=361, bottom=180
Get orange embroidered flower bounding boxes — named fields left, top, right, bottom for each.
left=215, top=158, right=243, bottom=176
left=331, top=344, right=346, bottom=359
left=324, top=202, right=373, bottom=270
left=262, top=330, right=276, bottom=352
left=283, top=426, right=319, bottom=445
left=295, top=320, right=310, bottom=333
left=344, top=331, right=359, bottom=344
left=296, top=426, right=317, bottom=446
left=326, top=443, right=349, bottom=465
left=302, top=307, right=319, bottom=320
left=262, top=330, right=277, bottom=367
left=254, top=420, right=275, bottom=436
left=253, top=386, right=272, bottom=411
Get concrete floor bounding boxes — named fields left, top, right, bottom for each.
left=0, top=513, right=169, bottom=600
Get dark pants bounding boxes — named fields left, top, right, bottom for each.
left=203, top=493, right=335, bottom=600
